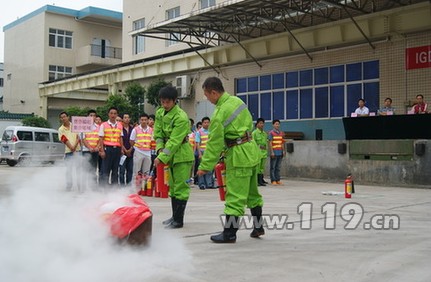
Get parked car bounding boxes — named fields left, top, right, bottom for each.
left=0, top=126, right=65, bottom=166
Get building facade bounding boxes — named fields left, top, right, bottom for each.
left=35, top=0, right=431, bottom=139
left=0, top=63, right=4, bottom=111
left=2, top=5, right=122, bottom=126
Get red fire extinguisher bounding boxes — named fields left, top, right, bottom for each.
left=344, top=175, right=353, bottom=198
left=156, top=162, right=169, bottom=198
left=215, top=161, right=226, bottom=201
left=145, top=172, right=154, bottom=197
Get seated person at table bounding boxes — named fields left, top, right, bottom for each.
left=354, top=99, right=369, bottom=117
left=378, top=97, right=395, bottom=116
left=412, top=94, right=428, bottom=114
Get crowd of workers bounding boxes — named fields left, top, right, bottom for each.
left=58, top=77, right=428, bottom=243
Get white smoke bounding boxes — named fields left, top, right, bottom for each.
left=0, top=158, right=193, bottom=282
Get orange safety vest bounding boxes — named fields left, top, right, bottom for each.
left=188, top=132, right=195, bottom=148
left=198, top=129, right=209, bottom=151
left=84, top=124, right=100, bottom=149
left=134, top=126, right=153, bottom=151
left=270, top=130, right=284, bottom=151
left=102, top=121, right=123, bottom=147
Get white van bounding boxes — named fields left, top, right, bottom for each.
left=0, top=126, right=65, bottom=166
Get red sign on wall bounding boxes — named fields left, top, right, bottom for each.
left=405, top=45, right=431, bottom=70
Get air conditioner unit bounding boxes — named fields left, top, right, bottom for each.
left=176, top=75, right=191, bottom=98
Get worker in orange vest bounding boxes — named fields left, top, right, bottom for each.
left=268, top=119, right=285, bottom=185
left=98, top=107, right=124, bottom=188
left=196, top=117, right=214, bottom=189
left=130, top=113, right=153, bottom=180
left=82, top=109, right=100, bottom=186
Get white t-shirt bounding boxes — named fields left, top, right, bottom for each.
left=130, top=125, right=152, bottom=157
left=355, top=106, right=369, bottom=115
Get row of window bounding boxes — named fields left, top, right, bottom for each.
left=237, top=60, right=379, bottom=92
left=48, top=65, right=72, bottom=81
left=236, top=61, right=380, bottom=121
left=132, top=0, right=217, bottom=54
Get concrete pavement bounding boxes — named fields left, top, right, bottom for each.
left=0, top=164, right=430, bottom=282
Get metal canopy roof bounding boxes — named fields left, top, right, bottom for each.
left=130, top=0, right=427, bottom=48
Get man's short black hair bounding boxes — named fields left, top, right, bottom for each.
left=358, top=98, right=365, bottom=103
left=96, top=115, right=102, bottom=119
left=140, top=113, right=149, bottom=119
left=108, top=106, right=119, bottom=113
left=201, top=116, right=210, bottom=122
left=256, top=118, right=265, bottom=124
left=272, top=119, right=280, bottom=125
left=59, top=111, right=68, bottom=117
left=87, top=109, right=96, bottom=116
left=121, top=113, right=130, bottom=119
left=149, top=114, right=155, bottom=120
left=202, top=77, right=225, bottom=93
left=189, top=118, right=194, bottom=124
left=384, top=97, right=392, bottom=103
left=159, top=85, right=178, bottom=101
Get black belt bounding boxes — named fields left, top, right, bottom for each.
left=225, top=133, right=252, bottom=148
left=105, top=145, right=120, bottom=149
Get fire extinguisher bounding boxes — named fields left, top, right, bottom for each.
left=156, top=162, right=169, bottom=198
left=344, top=175, right=353, bottom=198
left=145, top=172, right=154, bottom=197
left=215, top=160, right=226, bottom=201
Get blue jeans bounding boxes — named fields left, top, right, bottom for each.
left=198, top=170, right=214, bottom=188
left=270, top=155, right=283, bottom=182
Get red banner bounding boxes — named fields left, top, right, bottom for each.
left=405, top=45, right=431, bottom=70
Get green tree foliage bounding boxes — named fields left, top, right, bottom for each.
left=22, top=116, right=51, bottom=128
left=96, top=94, right=134, bottom=121
left=64, top=106, right=92, bottom=117
left=124, top=82, right=146, bottom=122
left=146, top=78, right=171, bottom=107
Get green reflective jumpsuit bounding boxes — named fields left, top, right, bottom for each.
left=252, top=128, right=268, bottom=174
left=155, top=105, right=194, bottom=201
left=199, top=92, right=264, bottom=216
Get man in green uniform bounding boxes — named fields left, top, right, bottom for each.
left=154, top=86, right=194, bottom=229
left=197, top=77, right=265, bottom=243
left=252, top=118, right=268, bottom=186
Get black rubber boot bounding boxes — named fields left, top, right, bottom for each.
left=165, top=199, right=187, bottom=229
left=258, top=174, right=266, bottom=186
left=162, top=197, right=176, bottom=225
left=210, top=215, right=239, bottom=243
left=250, top=206, right=265, bottom=238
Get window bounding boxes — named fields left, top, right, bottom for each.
left=260, top=92, right=272, bottom=120
left=133, top=18, right=145, bottom=55
left=49, top=65, right=72, bottom=81
left=0, top=78, right=3, bottom=87
left=133, top=18, right=145, bottom=30
left=134, top=36, right=145, bottom=54
left=235, top=60, right=379, bottom=121
left=166, top=7, right=180, bottom=46
left=200, top=0, right=216, bottom=9
left=35, top=132, right=50, bottom=142
left=52, top=133, right=61, bottom=143
left=49, top=28, right=72, bottom=49
left=17, top=131, right=33, bottom=141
